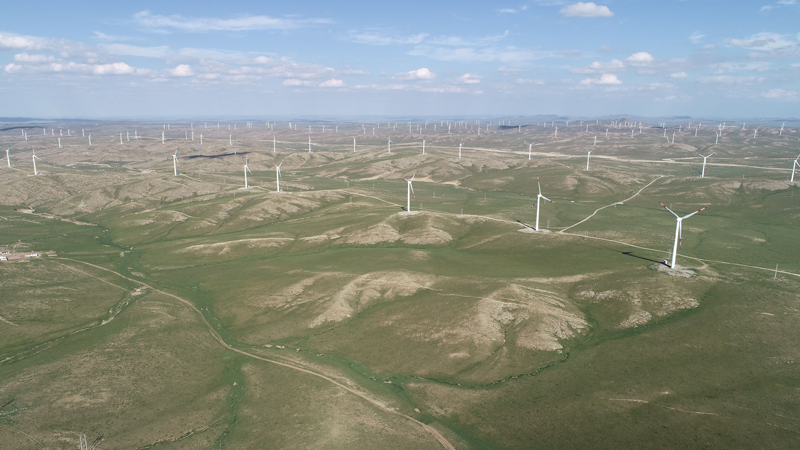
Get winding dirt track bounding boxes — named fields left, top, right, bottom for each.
left=560, top=176, right=664, bottom=233
left=52, top=257, right=456, bottom=450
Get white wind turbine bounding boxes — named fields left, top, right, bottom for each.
left=32, top=149, right=40, bottom=175
left=532, top=177, right=554, bottom=231
left=6, top=149, right=10, bottom=168
left=403, top=172, right=416, bottom=212
left=791, top=154, right=800, bottom=183
left=243, top=158, right=252, bottom=189
left=659, top=202, right=708, bottom=269
left=585, top=148, right=593, bottom=171
left=388, top=139, right=392, bottom=154
left=274, top=161, right=283, bottom=192
left=698, top=152, right=714, bottom=178
left=173, top=150, right=178, bottom=176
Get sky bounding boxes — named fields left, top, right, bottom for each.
left=0, top=0, right=798, bottom=119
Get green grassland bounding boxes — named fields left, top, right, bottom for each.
left=1, top=120, right=799, bottom=449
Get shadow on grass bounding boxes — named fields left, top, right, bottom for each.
left=515, top=219, right=535, bottom=229
left=620, top=251, right=663, bottom=264
left=186, top=152, right=250, bottom=159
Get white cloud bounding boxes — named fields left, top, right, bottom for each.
left=426, top=31, right=509, bottom=47
left=498, top=5, right=528, bottom=13
left=668, top=72, right=688, bottom=78
left=133, top=10, right=332, bottom=32
left=579, top=73, right=622, bottom=85
left=251, top=56, right=273, bottom=64
left=572, top=59, right=625, bottom=73
left=559, top=2, right=614, bottom=17
left=353, top=83, right=408, bottom=91
left=13, top=53, right=54, bottom=62
left=688, top=32, right=705, bottom=44
left=283, top=79, right=315, bottom=86
left=516, top=78, right=545, bottom=85
left=728, top=32, right=794, bottom=51
left=100, top=43, right=170, bottom=58
left=697, top=75, right=763, bottom=84
left=625, top=52, right=654, bottom=65
left=455, top=73, right=481, bottom=84
left=319, top=78, right=345, bottom=87
left=498, top=66, right=528, bottom=75
left=346, top=31, right=428, bottom=46
left=393, top=68, right=435, bottom=80
left=0, top=33, right=49, bottom=51
left=166, top=64, right=194, bottom=77
left=5, top=60, right=153, bottom=77
left=351, top=83, right=468, bottom=94
left=762, top=88, right=798, bottom=100
left=92, top=62, right=136, bottom=75
left=92, top=31, right=135, bottom=42
left=409, top=45, right=549, bottom=62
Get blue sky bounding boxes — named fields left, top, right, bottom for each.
left=1, top=0, right=798, bottom=118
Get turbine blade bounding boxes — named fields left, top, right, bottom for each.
left=682, top=206, right=708, bottom=219
left=537, top=177, right=541, bottom=195
left=541, top=196, right=554, bottom=203
left=410, top=184, right=415, bottom=196
left=659, top=202, right=680, bottom=218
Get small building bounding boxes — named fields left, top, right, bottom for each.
left=0, top=256, right=7, bottom=261
left=25, top=253, right=39, bottom=258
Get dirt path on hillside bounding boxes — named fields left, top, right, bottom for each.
left=560, top=176, right=664, bottom=233
left=52, top=257, right=456, bottom=450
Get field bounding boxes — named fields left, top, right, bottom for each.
left=1, top=118, right=799, bottom=449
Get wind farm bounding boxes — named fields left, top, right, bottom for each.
left=1, top=117, right=798, bottom=449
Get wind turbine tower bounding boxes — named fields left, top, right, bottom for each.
left=244, top=158, right=252, bottom=189
left=659, top=202, right=708, bottom=269
left=403, top=172, right=416, bottom=213
left=32, top=150, right=40, bottom=175
left=173, top=151, right=178, bottom=176
left=698, top=152, right=714, bottom=178
left=274, top=161, right=283, bottom=192
left=791, top=154, right=800, bottom=183
left=532, top=177, right=555, bottom=231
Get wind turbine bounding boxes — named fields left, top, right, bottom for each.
left=173, top=150, right=178, bottom=176
left=459, top=142, right=462, bottom=159
left=388, top=139, right=392, bottom=154
left=585, top=148, right=593, bottom=171
left=243, top=158, right=252, bottom=189
left=403, top=172, right=416, bottom=212
left=791, top=154, right=800, bottom=182
left=274, top=161, right=283, bottom=192
left=6, top=149, right=10, bottom=167
left=698, top=152, right=714, bottom=178
left=353, top=137, right=356, bottom=152
left=32, top=149, right=40, bottom=175
left=528, top=142, right=532, bottom=160
left=659, top=202, right=708, bottom=269
left=532, top=177, right=554, bottom=231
